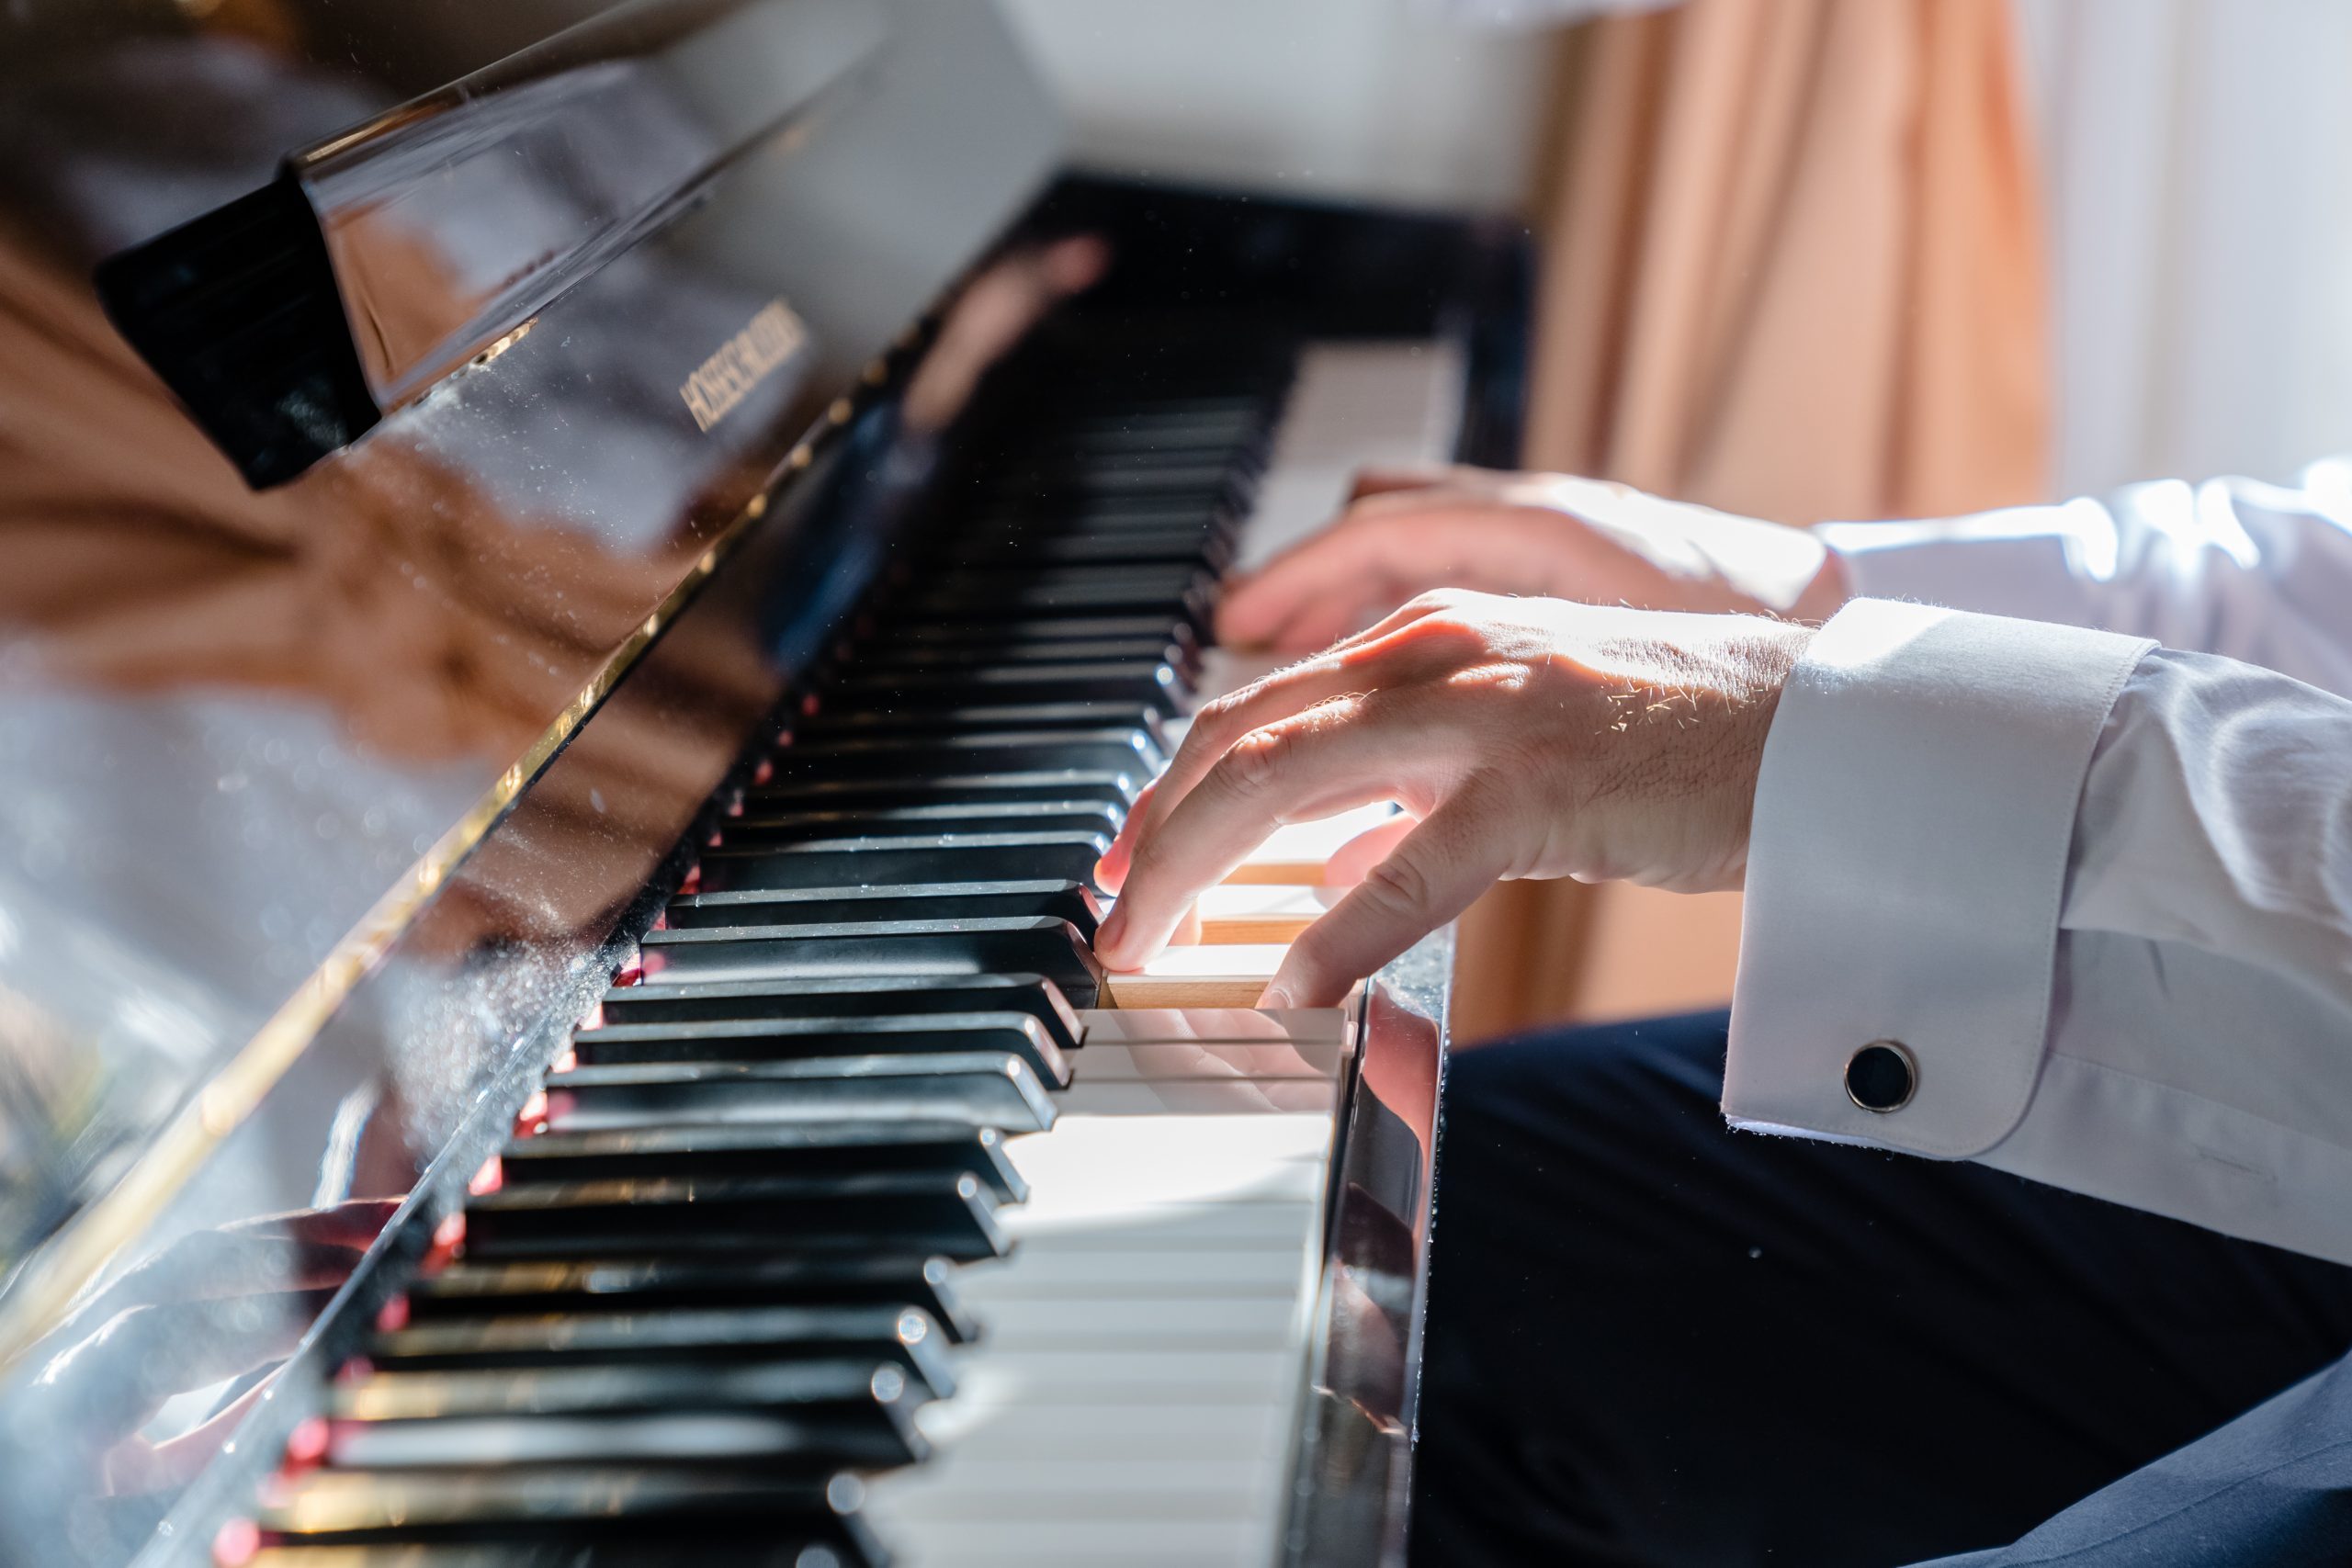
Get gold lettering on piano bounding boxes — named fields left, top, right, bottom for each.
left=679, top=299, right=808, bottom=431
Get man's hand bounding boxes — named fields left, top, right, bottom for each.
left=1218, top=467, right=1848, bottom=654
left=1095, top=592, right=1814, bottom=1005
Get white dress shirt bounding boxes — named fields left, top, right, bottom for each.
left=1725, top=462, right=2352, bottom=1264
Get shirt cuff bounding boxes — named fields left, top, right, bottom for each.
left=1724, top=599, right=2154, bottom=1157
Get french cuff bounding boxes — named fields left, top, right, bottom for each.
left=1723, top=600, right=2154, bottom=1158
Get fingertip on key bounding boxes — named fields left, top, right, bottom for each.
left=1095, top=904, right=1128, bottom=960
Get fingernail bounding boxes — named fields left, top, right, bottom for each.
left=1259, top=983, right=1294, bottom=1009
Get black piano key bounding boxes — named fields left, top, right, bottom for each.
left=249, top=1544, right=842, bottom=1568
left=744, top=767, right=1140, bottom=813
left=967, top=501, right=1237, bottom=540
left=369, top=1303, right=957, bottom=1399
left=886, top=613, right=1199, bottom=648
left=856, top=633, right=1193, bottom=667
left=462, top=1171, right=1010, bottom=1261
left=767, top=728, right=1165, bottom=779
left=598, top=972, right=1084, bottom=1055
left=954, top=529, right=1231, bottom=571
left=326, top=1360, right=926, bottom=1470
left=572, top=1011, right=1071, bottom=1089
left=1057, top=407, right=1266, bottom=446
left=666, top=880, right=1102, bottom=940
left=502, top=1120, right=1028, bottom=1201
left=905, top=563, right=1213, bottom=615
left=407, top=1254, right=978, bottom=1343
left=542, top=1053, right=1058, bottom=1136
left=639, top=917, right=1104, bottom=1004
left=826, top=658, right=1190, bottom=714
left=985, top=466, right=1248, bottom=508
left=724, top=800, right=1125, bottom=847
left=694, top=836, right=1113, bottom=897
left=996, top=446, right=1256, bottom=483
left=790, top=700, right=1171, bottom=743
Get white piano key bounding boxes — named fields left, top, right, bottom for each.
left=870, top=1458, right=1282, bottom=1516
left=943, top=1246, right=1310, bottom=1298
left=999, top=1198, right=1317, bottom=1248
left=1101, top=942, right=1290, bottom=1008
left=909, top=1396, right=1291, bottom=1461
left=1068, top=1042, right=1346, bottom=1080
left=1052, top=1079, right=1340, bottom=1116
left=941, top=1288, right=1307, bottom=1335
left=1000, top=1111, right=1330, bottom=1190
left=1192, top=881, right=1337, bottom=942
left=870, top=1517, right=1270, bottom=1566
left=1076, top=1007, right=1349, bottom=1047
left=1236, top=800, right=1400, bottom=880
left=1232, top=339, right=1467, bottom=574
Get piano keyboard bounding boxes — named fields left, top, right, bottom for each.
left=242, top=337, right=1461, bottom=1568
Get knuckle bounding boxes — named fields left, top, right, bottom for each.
left=1194, top=689, right=1249, bottom=732
left=1220, top=724, right=1294, bottom=798
left=1358, top=850, right=1435, bottom=919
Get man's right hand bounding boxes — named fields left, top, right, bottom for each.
left=1216, top=467, right=1849, bottom=654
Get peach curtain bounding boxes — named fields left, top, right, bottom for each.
left=1453, top=0, right=2051, bottom=1041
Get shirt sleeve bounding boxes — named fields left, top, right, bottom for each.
left=1812, top=458, right=2352, bottom=698
left=1726, top=598, right=2352, bottom=1264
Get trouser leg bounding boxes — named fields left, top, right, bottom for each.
left=1408, top=1010, right=2352, bottom=1567
left=1919, top=1348, right=2352, bottom=1567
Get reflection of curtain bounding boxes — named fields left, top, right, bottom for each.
left=1453, top=0, right=2051, bottom=1041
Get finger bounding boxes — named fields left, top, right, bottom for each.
left=1107, top=596, right=1482, bottom=894
left=1094, top=776, right=1159, bottom=892
left=1106, top=589, right=1470, bottom=885
left=1347, top=464, right=1459, bottom=501
left=1217, top=499, right=1534, bottom=652
left=1261, top=790, right=1511, bottom=1007
left=1216, top=512, right=1433, bottom=650
left=1101, top=648, right=1392, bottom=894
left=1322, top=812, right=1419, bottom=886
left=1096, top=696, right=1423, bottom=967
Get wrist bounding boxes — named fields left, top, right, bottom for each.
left=1715, top=616, right=1815, bottom=887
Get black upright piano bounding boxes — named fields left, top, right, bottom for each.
left=0, top=3, right=1524, bottom=1562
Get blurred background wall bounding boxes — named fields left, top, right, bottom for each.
left=998, top=0, right=1555, bottom=212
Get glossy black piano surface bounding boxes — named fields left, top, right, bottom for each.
left=0, top=3, right=1521, bottom=1563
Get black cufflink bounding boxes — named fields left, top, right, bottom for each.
left=1845, top=1041, right=1917, bottom=1112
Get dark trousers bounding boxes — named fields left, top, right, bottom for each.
left=1408, top=1011, right=2352, bottom=1566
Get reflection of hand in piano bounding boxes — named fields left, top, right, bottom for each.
left=17, top=1199, right=397, bottom=1496
left=1095, top=590, right=1818, bottom=1006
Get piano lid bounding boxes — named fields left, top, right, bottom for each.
left=0, top=0, right=1057, bottom=1329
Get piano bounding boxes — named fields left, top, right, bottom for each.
left=0, top=3, right=1524, bottom=1563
